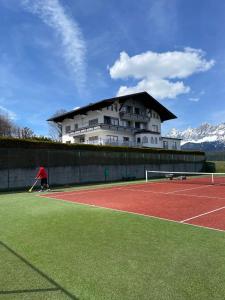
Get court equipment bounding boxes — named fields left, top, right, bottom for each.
left=28, top=179, right=38, bottom=192
left=145, top=170, right=225, bottom=185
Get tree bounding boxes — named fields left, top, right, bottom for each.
left=0, top=112, right=14, bottom=137
left=19, top=127, right=34, bottom=139
left=0, top=109, right=35, bottom=139
left=48, top=109, right=67, bottom=141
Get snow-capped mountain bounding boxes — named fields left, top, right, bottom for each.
left=166, top=123, right=225, bottom=151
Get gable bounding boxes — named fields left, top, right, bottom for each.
left=48, top=92, right=176, bottom=123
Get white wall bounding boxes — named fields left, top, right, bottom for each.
left=61, top=99, right=177, bottom=147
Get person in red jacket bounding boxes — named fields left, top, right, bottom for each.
left=36, top=166, right=50, bottom=192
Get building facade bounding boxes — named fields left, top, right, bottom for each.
left=48, top=92, right=181, bottom=150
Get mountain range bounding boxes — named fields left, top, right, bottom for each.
left=166, top=123, right=225, bottom=151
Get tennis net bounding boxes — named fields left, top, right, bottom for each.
left=145, top=170, right=225, bottom=185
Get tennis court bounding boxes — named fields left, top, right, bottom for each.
left=40, top=172, right=225, bottom=232
left=2, top=176, right=225, bottom=299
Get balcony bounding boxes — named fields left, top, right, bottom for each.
left=83, top=138, right=144, bottom=148
left=119, top=111, right=150, bottom=122
left=69, top=123, right=136, bottom=136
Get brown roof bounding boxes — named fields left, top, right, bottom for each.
left=48, top=91, right=177, bottom=123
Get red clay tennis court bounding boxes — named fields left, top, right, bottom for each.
left=40, top=179, right=225, bottom=232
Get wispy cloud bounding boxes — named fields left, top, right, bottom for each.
left=109, top=48, right=215, bottom=100
left=0, top=105, right=17, bottom=120
left=148, top=0, right=178, bottom=40
left=21, top=0, right=86, bottom=93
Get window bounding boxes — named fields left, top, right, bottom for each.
left=142, top=136, right=148, bottom=143
left=74, top=123, right=78, bottom=130
left=107, top=105, right=113, bottom=111
left=127, top=121, right=132, bottom=127
left=123, top=137, right=129, bottom=142
left=172, top=141, right=177, bottom=149
left=114, top=104, right=118, bottom=112
left=89, top=136, right=98, bottom=143
left=155, top=137, right=157, bottom=144
left=152, top=125, right=158, bottom=132
left=66, top=141, right=71, bottom=144
left=137, top=137, right=141, bottom=144
left=126, top=106, right=133, bottom=113
left=65, top=125, right=71, bottom=133
left=104, top=116, right=111, bottom=124
left=135, top=122, right=140, bottom=129
left=121, top=120, right=127, bottom=127
left=104, top=116, right=119, bottom=125
left=107, top=135, right=118, bottom=142
left=111, top=117, right=119, bottom=125
left=163, top=141, right=168, bottom=149
left=135, top=107, right=140, bottom=114
left=151, top=137, right=154, bottom=144
left=89, top=118, right=98, bottom=126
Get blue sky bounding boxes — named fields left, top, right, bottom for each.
left=0, top=0, right=224, bottom=135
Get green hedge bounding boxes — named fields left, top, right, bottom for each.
left=0, top=137, right=205, bottom=156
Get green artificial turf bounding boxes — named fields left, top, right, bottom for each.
left=0, top=185, right=225, bottom=300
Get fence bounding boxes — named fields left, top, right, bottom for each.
left=0, top=142, right=205, bottom=190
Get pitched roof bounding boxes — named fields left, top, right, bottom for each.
left=47, top=91, right=177, bottom=122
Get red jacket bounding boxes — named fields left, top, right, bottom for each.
left=36, top=167, right=48, bottom=179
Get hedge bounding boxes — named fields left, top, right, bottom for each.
left=0, top=137, right=205, bottom=156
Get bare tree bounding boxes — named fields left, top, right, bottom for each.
left=19, top=127, right=34, bottom=139
left=0, top=110, right=35, bottom=139
left=48, top=109, right=67, bottom=141
left=0, top=112, right=14, bottom=137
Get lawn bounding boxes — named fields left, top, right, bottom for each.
left=0, top=183, right=225, bottom=300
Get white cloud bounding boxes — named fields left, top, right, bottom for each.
left=109, top=48, right=215, bottom=99
left=118, top=78, right=190, bottom=99
left=21, top=0, right=86, bottom=92
left=0, top=106, right=17, bottom=120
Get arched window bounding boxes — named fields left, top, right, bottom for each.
left=142, top=136, right=148, bottom=143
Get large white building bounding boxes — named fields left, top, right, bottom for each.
left=48, top=92, right=181, bottom=150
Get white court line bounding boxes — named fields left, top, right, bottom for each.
left=165, top=184, right=213, bottom=194
left=38, top=194, right=225, bottom=233
left=42, top=185, right=125, bottom=197
left=117, top=187, right=225, bottom=201
left=180, top=205, right=225, bottom=223
left=116, top=182, right=215, bottom=195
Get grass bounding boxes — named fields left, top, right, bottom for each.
left=212, top=161, right=225, bottom=173
left=0, top=183, right=225, bottom=299
left=205, top=160, right=225, bottom=173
